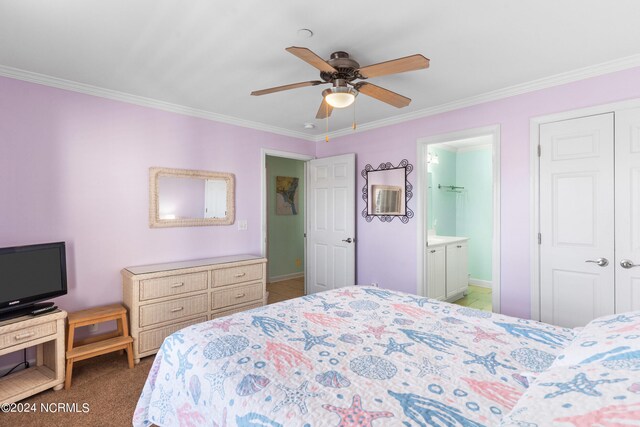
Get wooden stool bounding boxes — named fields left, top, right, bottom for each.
left=65, top=303, right=134, bottom=389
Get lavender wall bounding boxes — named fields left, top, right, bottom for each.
left=2, top=65, right=640, bottom=337
left=0, top=76, right=314, bottom=317
left=317, top=66, right=640, bottom=318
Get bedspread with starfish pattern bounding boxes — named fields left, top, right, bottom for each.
left=133, top=286, right=576, bottom=426
left=501, top=310, right=640, bottom=426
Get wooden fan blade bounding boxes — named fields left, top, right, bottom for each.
left=356, top=82, right=411, bottom=108
left=251, top=80, right=325, bottom=96
left=286, top=46, right=337, bottom=73
left=316, top=98, right=333, bottom=119
left=358, top=54, right=429, bottom=79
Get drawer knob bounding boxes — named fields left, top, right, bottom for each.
left=430, top=250, right=436, bottom=253
left=235, top=293, right=246, bottom=299
left=170, top=307, right=184, bottom=313
left=171, top=282, right=184, bottom=288
left=234, top=272, right=246, bottom=278
left=15, top=331, right=36, bottom=340
left=457, top=245, right=462, bottom=248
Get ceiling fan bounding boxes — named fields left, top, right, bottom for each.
left=251, top=47, right=430, bottom=119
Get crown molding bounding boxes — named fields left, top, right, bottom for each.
left=2, top=52, right=640, bottom=144
left=0, top=65, right=317, bottom=142
left=317, top=53, right=640, bottom=142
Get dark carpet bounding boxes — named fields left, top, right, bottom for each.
left=1, top=353, right=153, bottom=427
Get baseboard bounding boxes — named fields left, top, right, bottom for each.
left=469, top=278, right=492, bottom=289
left=268, top=272, right=304, bottom=283
left=445, top=292, right=465, bottom=303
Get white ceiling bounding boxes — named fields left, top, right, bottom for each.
left=1, top=0, right=640, bottom=140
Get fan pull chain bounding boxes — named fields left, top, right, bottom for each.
left=352, top=97, right=357, bottom=130
left=325, top=103, right=330, bottom=142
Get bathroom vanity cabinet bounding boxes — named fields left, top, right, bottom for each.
left=426, top=237, right=469, bottom=301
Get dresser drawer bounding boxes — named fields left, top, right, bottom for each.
left=212, top=263, right=263, bottom=287
left=139, top=294, right=208, bottom=328
left=138, top=316, right=207, bottom=354
left=140, top=271, right=208, bottom=301
left=0, top=321, right=57, bottom=351
left=212, top=282, right=263, bottom=310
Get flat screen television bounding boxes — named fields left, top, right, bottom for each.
left=0, top=242, right=67, bottom=320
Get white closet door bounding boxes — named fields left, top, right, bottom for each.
left=306, top=154, right=356, bottom=294
left=615, top=107, right=640, bottom=312
left=539, top=113, right=615, bottom=328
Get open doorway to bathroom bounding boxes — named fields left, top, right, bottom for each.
left=417, top=126, right=500, bottom=313
left=264, top=154, right=307, bottom=304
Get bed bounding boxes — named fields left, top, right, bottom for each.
left=133, top=286, right=640, bottom=426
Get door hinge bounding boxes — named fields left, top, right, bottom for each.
left=538, top=233, right=542, bottom=245
left=537, top=145, right=541, bottom=157
left=304, top=233, right=307, bottom=238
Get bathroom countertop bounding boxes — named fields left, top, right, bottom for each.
left=427, top=235, right=469, bottom=247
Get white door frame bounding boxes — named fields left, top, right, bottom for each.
left=529, top=97, right=640, bottom=321
left=416, top=125, right=501, bottom=312
left=260, top=149, right=315, bottom=288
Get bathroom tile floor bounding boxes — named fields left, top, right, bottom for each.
left=453, top=285, right=493, bottom=312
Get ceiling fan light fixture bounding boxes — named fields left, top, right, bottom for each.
left=323, top=87, right=358, bottom=108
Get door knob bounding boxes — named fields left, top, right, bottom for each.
left=342, top=238, right=354, bottom=243
left=620, top=259, right=640, bottom=269
left=585, top=258, right=609, bottom=267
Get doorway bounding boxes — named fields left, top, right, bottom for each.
left=261, top=150, right=313, bottom=304
left=261, top=150, right=357, bottom=301
left=416, top=126, right=501, bottom=312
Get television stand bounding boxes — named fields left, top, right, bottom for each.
left=0, top=310, right=67, bottom=404
left=0, top=302, right=55, bottom=322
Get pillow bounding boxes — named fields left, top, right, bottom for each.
left=551, top=311, right=640, bottom=369
left=500, top=363, right=640, bottom=426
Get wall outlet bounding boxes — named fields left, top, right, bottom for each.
left=371, top=282, right=379, bottom=288
left=295, top=258, right=302, bottom=267
left=237, top=220, right=248, bottom=230
left=88, top=323, right=98, bottom=333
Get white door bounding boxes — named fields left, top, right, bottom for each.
left=427, top=246, right=446, bottom=300
left=615, top=107, right=640, bottom=312
left=306, top=153, right=356, bottom=294
left=539, top=113, right=615, bottom=327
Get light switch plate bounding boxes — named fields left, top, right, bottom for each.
left=237, top=220, right=248, bottom=230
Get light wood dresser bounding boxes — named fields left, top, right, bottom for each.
left=0, top=310, right=67, bottom=404
left=122, top=254, right=267, bottom=364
